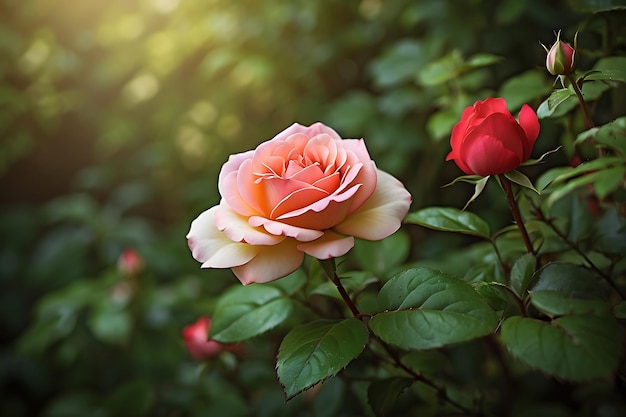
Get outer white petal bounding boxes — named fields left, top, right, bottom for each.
left=214, top=202, right=285, bottom=245
left=297, top=230, right=355, bottom=259
left=187, top=206, right=260, bottom=268
left=333, top=169, right=411, bottom=241
left=232, top=239, right=304, bottom=284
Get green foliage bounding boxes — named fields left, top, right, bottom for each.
left=210, top=284, right=296, bottom=343
left=276, top=319, right=368, bottom=399
left=370, top=268, right=498, bottom=350
left=501, top=315, right=622, bottom=380
left=3, top=1, right=626, bottom=417
left=405, top=207, right=491, bottom=238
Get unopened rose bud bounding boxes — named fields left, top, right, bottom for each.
left=181, top=317, right=243, bottom=360
left=117, top=248, right=143, bottom=277
left=544, top=31, right=576, bottom=76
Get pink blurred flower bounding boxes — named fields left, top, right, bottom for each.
left=182, top=317, right=239, bottom=360
left=187, top=122, right=411, bottom=284
left=117, top=248, right=143, bottom=277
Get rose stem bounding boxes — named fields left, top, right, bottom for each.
left=566, top=74, right=594, bottom=130
left=499, top=175, right=537, bottom=257
left=319, top=258, right=361, bottom=317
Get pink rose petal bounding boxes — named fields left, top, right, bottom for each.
left=334, top=169, right=411, bottom=241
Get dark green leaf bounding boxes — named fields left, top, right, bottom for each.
left=405, top=207, right=490, bottom=238
left=104, top=379, right=155, bottom=417
left=370, top=268, right=498, bottom=349
left=276, top=319, right=369, bottom=399
left=530, top=291, right=612, bottom=316
left=576, top=117, right=626, bottom=155
left=211, top=285, right=294, bottom=343
left=368, top=377, right=414, bottom=417
left=500, top=315, right=622, bottom=380
left=510, top=253, right=536, bottom=296
left=584, top=69, right=626, bottom=83
left=369, top=40, right=427, bottom=87
left=531, top=262, right=609, bottom=299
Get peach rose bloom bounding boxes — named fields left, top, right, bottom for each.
left=187, top=122, right=411, bottom=284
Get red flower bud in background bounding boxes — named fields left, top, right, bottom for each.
left=446, top=98, right=540, bottom=176
left=181, top=317, right=243, bottom=360
left=544, top=31, right=576, bottom=76
left=117, top=248, right=143, bottom=277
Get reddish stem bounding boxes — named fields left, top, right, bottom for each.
left=499, top=175, right=536, bottom=257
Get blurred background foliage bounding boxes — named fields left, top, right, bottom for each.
left=1, top=0, right=625, bottom=416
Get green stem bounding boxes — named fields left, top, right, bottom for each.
left=566, top=74, right=594, bottom=130
left=499, top=175, right=537, bottom=257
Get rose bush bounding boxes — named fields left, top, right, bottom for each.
left=187, top=122, right=411, bottom=284
left=445, top=98, right=540, bottom=176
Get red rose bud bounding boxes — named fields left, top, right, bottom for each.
left=181, top=317, right=243, bottom=360
left=117, top=248, right=143, bottom=277
left=446, top=98, right=540, bottom=176
left=544, top=31, right=576, bottom=76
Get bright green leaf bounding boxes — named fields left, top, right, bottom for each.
left=500, top=315, right=622, bottom=380
left=211, top=285, right=294, bottom=343
left=593, top=166, right=626, bottom=199
left=426, top=109, right=459, bottom=141
left=536, top=87, right=578, bottom=119
left=417, top=50, right=463, bottom=86
left=276, top=319, right=369, bottom=399
left=88, top=302, right=132, bottom=346
left=499, top=70, right=549, bottom=110
left=465, top=53, right=502, bottom=68
left=405, top=207, right=490, bottom=238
